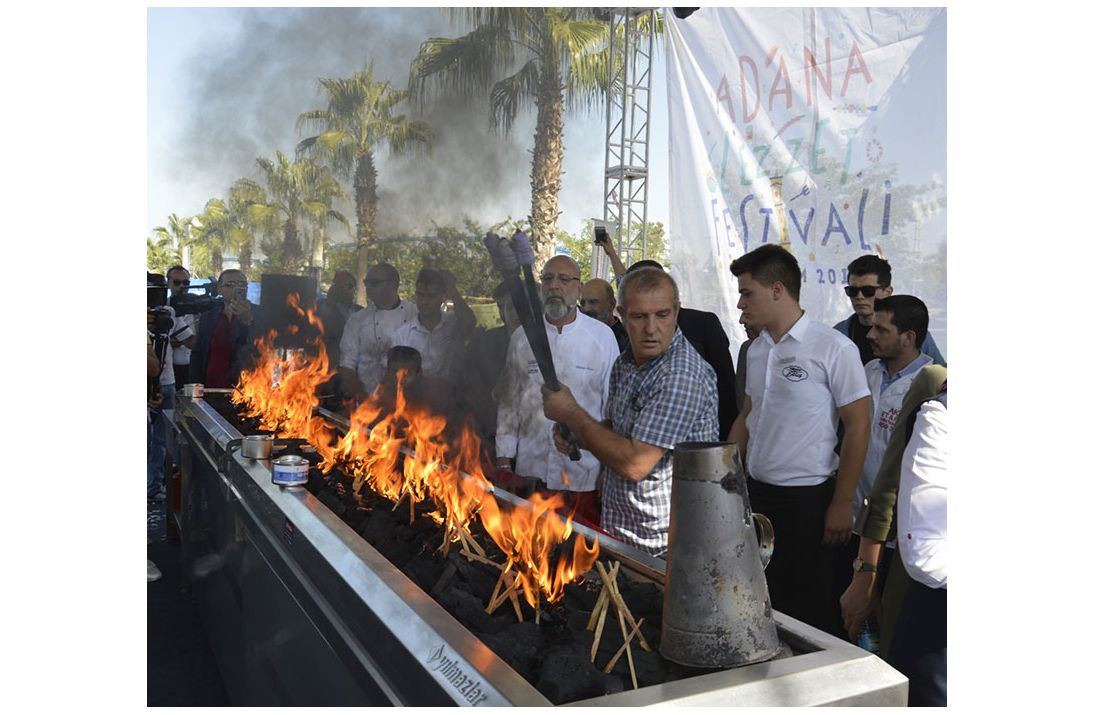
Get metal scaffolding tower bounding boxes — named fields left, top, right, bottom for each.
left=594, top=8, right=656, bottom=281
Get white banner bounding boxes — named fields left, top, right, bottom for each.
left=665, top=7, right=947, bottom=360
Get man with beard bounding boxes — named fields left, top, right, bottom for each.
left=189, top=269, right=261, bottom=388
left=835, top=255, right=945, bottom=366
left=339, top=263, right=417, bottom=401
left=838, top=295, right=935, bottom=641
left=496, top=255, right=619, bottom=523
left=166, top=265, right=197, bottom=387
left=580, top=278, right=628, bottom=351
left=390, top=268, right=475, bottom=383
left=541, top=267, right=717, bottom=554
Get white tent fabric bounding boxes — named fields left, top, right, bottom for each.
left=665, top=7, right=947, bottom=360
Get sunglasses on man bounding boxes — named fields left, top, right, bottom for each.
left=844, top=285, right=883, bottom=298
left=171, top=279, right=190, bottom=287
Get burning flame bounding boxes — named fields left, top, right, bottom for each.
left=232, top=295, right=600, bottom=608
left=478, top=492, right=600, bottom=607
left=232, top=294, right=330, bottom=443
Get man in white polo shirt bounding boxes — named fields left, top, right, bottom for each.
left=391, top=268, right=476, bottom=383
left=496, top=255, right=619, bottom=522
left=339, top=263, right=417, bottom=401
left=728, top=244, right=870, bottom=637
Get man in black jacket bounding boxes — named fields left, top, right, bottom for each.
left=189, top=269, right=262, bottom=388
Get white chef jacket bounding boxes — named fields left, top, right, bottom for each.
left=339, top=301, right=418, bottom=394
left=496, top=311, right=619, bottom=492
left=390, top=310, right=464, bottom=381
left=745, top=312, right=870, bottom=487
left=898, top=396, right=948, bottom=589
left=857, top=353, right=934, bottom=520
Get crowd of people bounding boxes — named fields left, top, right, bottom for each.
left=149, top=237, right=947, bottom=704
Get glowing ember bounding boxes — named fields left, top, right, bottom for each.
left=232, top=299, right=601, bottom=608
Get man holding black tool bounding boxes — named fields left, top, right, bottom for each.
left=541, top=267, right=718, bottom=556
left=596, top=227, right=738, bottom=437
left=496, top=255, right=618, bottom=523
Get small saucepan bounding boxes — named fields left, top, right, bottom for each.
left=241, top=434, right=274, bottom=460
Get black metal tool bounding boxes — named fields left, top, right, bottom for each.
left=484, top=232, right=582, bottom=462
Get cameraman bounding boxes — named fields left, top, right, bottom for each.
left=147, top=291, right=176, bottom=501
left=166, top=265, right=197, bottom=386
left=189, top=268, right=260, bottom=388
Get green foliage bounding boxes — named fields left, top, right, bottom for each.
left=556, top=220, right=669, bottom=280
left=412, top=8, right=613, bottom=135
left=146, top=236, right=180, bottom=274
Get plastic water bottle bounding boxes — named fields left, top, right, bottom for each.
left=857, top=621, right=880, bottom=654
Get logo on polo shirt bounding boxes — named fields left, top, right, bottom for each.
left=782, top=365, right=808, bottom=382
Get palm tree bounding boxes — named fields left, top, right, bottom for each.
left=411, top=8, right=614, bottom=267
left=190, top=198, right=234, bottom=277
left=228, top=180, right=267, bottom=273
left=153, top=213, right=195, bottom=269
left=239, top=151, right=347, bottom=274
left=146, top=235, right=179, bottom=274
left=297, top=64, right=432, bottom=302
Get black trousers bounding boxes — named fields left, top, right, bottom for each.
left=747, top=477, right=843, bottom=637
left=888, top=579, right=947, bottom=706
left=172, top=363, right=189, bottom=389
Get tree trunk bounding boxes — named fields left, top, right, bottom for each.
left=283, top=219, right=303, bottom=272
left=311, top=226, right=326, bottom=273
left=354, top=149, right=378, bottom=305
left=530, top=60, right=565, bottom=272
left=212, top=249, right=224, bottom=277
left=239, top=240, right=253, bottom=273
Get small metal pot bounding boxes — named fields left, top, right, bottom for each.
left=241, top=435, right=274, bottom=459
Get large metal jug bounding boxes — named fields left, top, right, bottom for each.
left=659, top=442, right=780, bottom=668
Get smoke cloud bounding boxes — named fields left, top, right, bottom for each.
left=164, top=8, right=552, bottom=241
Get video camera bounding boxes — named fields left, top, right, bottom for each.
left=147, top=273, right=175, bottom=335
left=171, top=278, right=222, bottom=317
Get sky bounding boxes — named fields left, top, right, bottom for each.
left=147, top=7, right=671, bottom=248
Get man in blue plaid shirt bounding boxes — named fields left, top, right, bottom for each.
left=542, top=268, right=718, bottom=555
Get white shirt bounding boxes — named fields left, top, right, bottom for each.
left=745, top=312, right=870, bottom=487
left=390, top=310, right=464, bottom=381
left=171, top=313, right=196, bottom=366
left=150, top=305, right=176, bottom=386
left=857, top=354, right=933, bottom=521
left=339, top=301, right=418, bottom=394
left=898, top=396, right=948, bottom=589
left=496, top=311, right=619, bottom=491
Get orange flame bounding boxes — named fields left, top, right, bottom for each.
left=232, top=299, right=600, bottom=608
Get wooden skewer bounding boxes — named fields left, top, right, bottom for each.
left=590, top=596, right=610, bottom=661
left=504, top=572, right=523, bottom=622
left=617, top=599, right=637, bottom=689
left=486, top=572, right=522, bottom=616
left=595, top=561, right=652, bottom=652
left=487, top=569, right=507, bottom=612
left=586, top=584, right=610, bottom=631
left=603, top=617, right=645, bottom=674
left=458, top=526, right=488, bottom=558
left=459, top=548, right=503, bottom=570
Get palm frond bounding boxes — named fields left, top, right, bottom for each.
left=490, top=59, right=539, bottom=134
left=411, top=24, right=515, bottom=101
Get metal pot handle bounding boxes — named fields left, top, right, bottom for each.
left=753, top=512, right=774, bottom=570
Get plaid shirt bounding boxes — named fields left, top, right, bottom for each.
left=601, top=328, right=718, bottom=555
